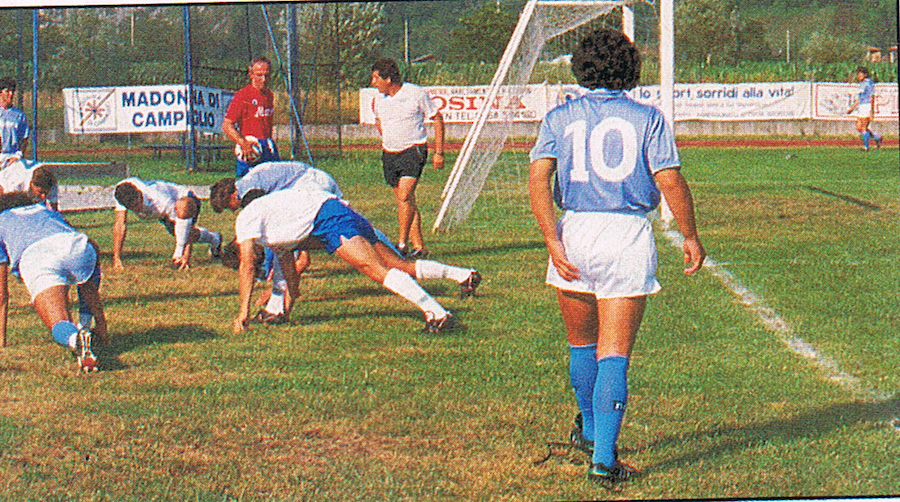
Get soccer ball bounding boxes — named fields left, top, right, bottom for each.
left=234, top=135, right=262, bottom=164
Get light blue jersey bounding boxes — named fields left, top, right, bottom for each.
left=0, top=203, right=78, bottom=273
left=530, top=89, right=679, bottom=213
left=0, top=106, right=28, bottom=154
left=237, top=161, right=342, bottom=198
left=858, top=78, right=874, bottom=105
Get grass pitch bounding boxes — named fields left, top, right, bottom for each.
left=0, top=145, right=896, bottom=501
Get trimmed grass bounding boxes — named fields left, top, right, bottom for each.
left=0, top=146, right=896, bottom=500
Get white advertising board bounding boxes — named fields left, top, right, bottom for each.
left=361, top=82, right=899, bottom=124
left=64, top=84, right=233, bottom=135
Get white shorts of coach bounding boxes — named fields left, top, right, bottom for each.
left=856, top=103, right=873, bottom=118
left=546, top=211, right=661, bottom=299
left=18, top=233, right=96, bottom=301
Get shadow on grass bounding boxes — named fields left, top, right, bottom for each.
left=435, top=239, right=546, bottom=259
left=97, top=323, right=219, bottom=371
left=644, top=395, right=900, bottom=473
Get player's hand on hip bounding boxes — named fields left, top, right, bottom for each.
left=548, top=240, right=580, bottom=281
left=682, top=237, right=706, bottom=275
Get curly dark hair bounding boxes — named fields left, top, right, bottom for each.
left=571, top=28, right=641, bottom=91
left=0, top=191, right=37, bottom=213
left=114, top=183, right=143, bottom=211
left=372, top=58, right=402, bottom=84
left=209, top=178, right=236, bottom=213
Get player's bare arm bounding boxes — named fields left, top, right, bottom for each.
left=528, top=157, right=580, bottom=281
left=223, top=118, right=255, bottom=158
left=112, top=209, right=128, bottom=270
left=432, top=111, right=445, bottom=170
left=654, top=167, right=706, bottom=274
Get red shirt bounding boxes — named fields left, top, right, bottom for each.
left=225, top=84, right=275, bottom=139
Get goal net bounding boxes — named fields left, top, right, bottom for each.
left=433, top=0, right=626, bottom=232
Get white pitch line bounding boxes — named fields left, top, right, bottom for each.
left=660, top=228, right=891, bottom=403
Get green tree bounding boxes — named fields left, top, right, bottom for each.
left=799, top=31, right=866, bottom=64
left=675, top=0, right=738, bottom=65
left=446, top=2, right=518, bottom=63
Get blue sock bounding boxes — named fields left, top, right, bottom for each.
left=52, top=321, right=79, bottom=348
left=862, top=131, right=871, bottom=148
left=569, top=344, right=597, bottom=441
left=592, top=356, right=629, bottom=467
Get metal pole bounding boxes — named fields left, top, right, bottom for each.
left=31, top=9, right=38, bottom=161
left=183, top=5, right=196, bottom=172
left=287, top=4, right=297, bottom=159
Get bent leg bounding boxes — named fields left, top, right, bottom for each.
left=33, top=285, right=76, bottom=347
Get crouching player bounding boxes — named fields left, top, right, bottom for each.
left=0, top=159, right=60, bottom=211
left=0, top=192, right=108, bottom=372
left=112, top=177, right=222, bottom=270
left=529, top=29, right=705, bottom=484
left=231, top=185, right=481, bottom=334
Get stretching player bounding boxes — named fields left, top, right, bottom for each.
left=0, top=159, right=59, bottom=211
left=0, top=192, right=107, bottom=372
left=529, top=29, right=704, bottom=484
left=210, top=161, right=344, bottom=323
left=231, top=186, right=481, bottom=334
left=112, top=177, right=222, bottom=271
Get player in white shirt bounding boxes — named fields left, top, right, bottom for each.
left=210, top=161, right=344, bottom=323
left=0, top=159, right=59, bottom=211
left=0, top=192, right=107, bottom=372
left=529, top=29, right=705, bottom=484
left=231, top=185, right=481, bottom=334
left=112, top=177, right=222, bottom=271
left=370, top=58, right=445, bottom=258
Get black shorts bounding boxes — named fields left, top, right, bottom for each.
left=382, top=144, right=427, bottom=187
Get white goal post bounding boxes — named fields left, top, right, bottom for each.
left=433, top=0, right=675, bottom=231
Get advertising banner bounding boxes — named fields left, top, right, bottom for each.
left=359, top=85, right=550, bottom=125
left=64, top=84, right=233, bottom=135
left=627, top=82, right=813, bottom=121
left=812, top=83, right=899, bottom=120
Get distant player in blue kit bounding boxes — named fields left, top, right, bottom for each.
left=112, top=177, right=222, bottom=271
left=0, top=77, right=29, bottom=167
left=846, top=66, right=883, bottom=151
left=529, top=29, right=705, bottom=484
left=0, top=192, right=107, bottom=372
left=230, top=185, right=481, bottom=335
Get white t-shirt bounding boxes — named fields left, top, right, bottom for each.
left=234, top=186, right=336, bottom=251
left=0, top=160, right=59, bottom=203
left=372, top=83, right=438, bottom=152
left=114, top=177, right=192, bottom=220
left=238, top=161, right=342, bottom=198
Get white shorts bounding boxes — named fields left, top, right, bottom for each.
left=18, top=233, right=97, bottom=301
left=546, top=211, right=661, bottom=298
left=856, top=103, right=873, bottom=118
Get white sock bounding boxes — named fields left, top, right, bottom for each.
left=382, top=268, right=447, bottom=318
left=266, top=279, right=287, bottom=315
left=415, top=259, right=473, bottom=283
left=173, top=218, right=192, bottom=258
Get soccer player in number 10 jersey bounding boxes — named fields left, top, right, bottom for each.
left=529, top=28, right=705, bottom=484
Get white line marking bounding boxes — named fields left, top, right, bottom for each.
left=661, top=228, right=891, bottom=403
